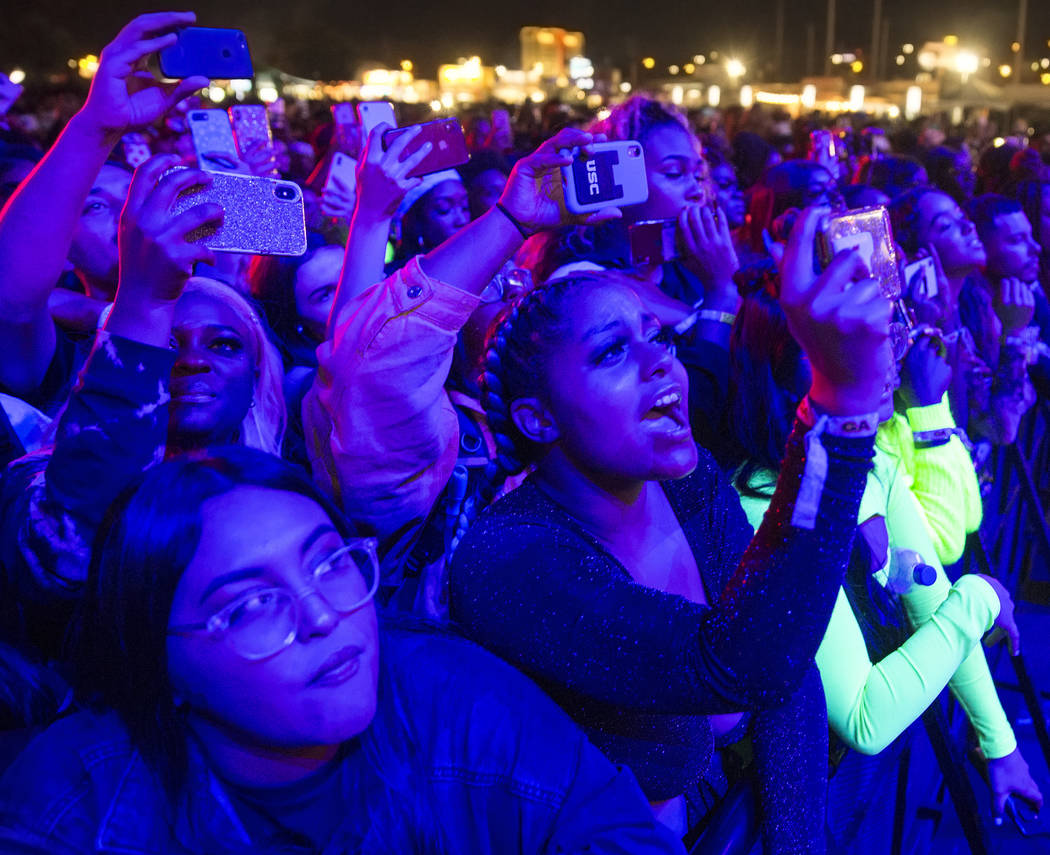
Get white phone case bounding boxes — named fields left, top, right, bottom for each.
left=188, top=109, right=240, bottom=171
left=560, top=141, right=648, bottom=214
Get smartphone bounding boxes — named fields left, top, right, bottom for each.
left=357, top=101, right=396, bottom=136
left=188, top=109, right=240, bottom=171
left=382, top=119, right=470, bottom=178
left=158, top=27, right=253, bottom=79
left=811, top=129, right=835, bottom=160
left=0, top=73, right=23, bottom=117
left=331, top=103, right=359, bottom=154
left=629, top=218, right=679, bottom=266
left=560, top=140, right=649, bottom=215
left=166, top=167, right=306, bottom=255
left=229, top=105, right=272, bottom=160
left=903, top=256, right=938, bottom=300
left=324, top=151, right=357, bottom=195
left=122, top=133, right=152, bottom=169
left=818, top=205, right=901, bottom=300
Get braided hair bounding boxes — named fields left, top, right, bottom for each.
left=446, top=271, right=629, bottom=554
left=887, top=186, right=940, bottom=259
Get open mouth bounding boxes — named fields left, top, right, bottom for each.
left=642, top=389, right=688, bottom=432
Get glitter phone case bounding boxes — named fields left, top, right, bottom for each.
left=229, top=105, right=273, bottom=158
left=167, top=167, right=307, bottom=256
left=818, top=205, right=901, bottom=300
left=188, top=110, right=240, bottom=172
left=560, top=140, right=649, bottom=215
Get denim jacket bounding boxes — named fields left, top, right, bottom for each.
left=0, top=622, right=684, bottom=854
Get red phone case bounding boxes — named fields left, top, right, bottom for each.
left=382, top=120, right=469, bottom=178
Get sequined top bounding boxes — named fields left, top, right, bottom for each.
left=450, top=421, right=874, bottom=815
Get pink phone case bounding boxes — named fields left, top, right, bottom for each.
left=382, top=119, right=469, bottom=178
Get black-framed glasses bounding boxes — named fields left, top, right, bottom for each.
left=167, top=538, right=380, bottom=660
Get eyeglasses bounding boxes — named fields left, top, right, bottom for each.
left=479, top=267, right=533, bottom=304
left=167, top=539, right=380, bottom=660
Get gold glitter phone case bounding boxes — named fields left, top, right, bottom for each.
left=187, top=109, right=240, bottom=171
left=817, top=205, right=901, bottom=300
left=167, top=167, right=307, bottom=256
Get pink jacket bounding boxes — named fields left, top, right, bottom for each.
left=303, top=257, right=480, bottom=545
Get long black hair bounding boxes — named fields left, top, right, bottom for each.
left=72, top=447, right=449, bottom=849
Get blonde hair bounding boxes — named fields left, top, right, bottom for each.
left=182, top=277, right=286, bottom=455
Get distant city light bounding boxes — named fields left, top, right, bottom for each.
left=993, top=137, right=1006, bottom=147
left=400, top=59, right=413, bottom=72
left=430, top=99, right=443, bottom=111
left=707, top=84, right=721, bottom=106
left=529, top=90, right=545, bottom=103
left=739, top=85, right=753, bottom=107
left=207, top=86, right=225, bottom=103
left=257, top=84, right=279, bottom=102
left=887, top=105, right=900, bottom=118
left=943, top=35, right=958, bottom=46
left=896, top=55, right=905, bottom=65
left=1043, top=73, right=1050, bottom=85
left=726, top=58, right=745, bottom=79
left=902, top=43, right=914, bottom=54
left=671, top=85, right=683, bottom=105
left=955, top=51, right=979, bottom=76
left=801, top=84, right=817, bottom=109
left=642, top=56, right=655, bottom=69
left=850, top=60, right=864, bottom=73
left=849, top=84, right=865, bottom=111
left=693, top=54, right=706, bottom=65
left=1000, top=64, right=1013, bottom=78
left=669, top=64, right=679, bottom=75
left=1042, top=58, right=1050, bottom=69
left=684, top=63, right=695, bottom=74
left=620, top=81, right=632, bottom=93
left=905, top=85, right=922, bottom=119
left=8, top=69, right=25, bottom=85
left=1012, top=42, right=1021, bottom=53
left=77, top=54, right=99, bottom=79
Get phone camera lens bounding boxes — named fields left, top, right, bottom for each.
left=628, top=145, right=642, bottom=158
left=222, top=49, right=232, bottom=58
left=274, top=185, right=298, bottom=201
left=191, top=112, right=205, bottom=121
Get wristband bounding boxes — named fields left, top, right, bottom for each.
left=913, top=426, right=972, bottom=451
left=696, top=309, right=736, bottom=326
left=791, top=395, right=878, bottom=531
left=494, top=202, right=534, bottom=240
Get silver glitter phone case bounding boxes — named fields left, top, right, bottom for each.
left=187, top=109, right=240, bottom=171
left=167, top=167, right=307, bottom=256
left=229, top=105, right=273, bottom=158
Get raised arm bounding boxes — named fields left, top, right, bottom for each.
left=0, top=12, right=207, bottom=396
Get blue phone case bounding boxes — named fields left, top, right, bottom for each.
left=159, top=28, right=253, bottom=79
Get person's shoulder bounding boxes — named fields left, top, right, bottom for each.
left=0, top=710, right=133, bottom=824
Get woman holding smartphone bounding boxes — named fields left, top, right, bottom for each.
left=449, top=208, right=892, bottom=852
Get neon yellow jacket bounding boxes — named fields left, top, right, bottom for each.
left=737, top=398, right=1013, bottom=756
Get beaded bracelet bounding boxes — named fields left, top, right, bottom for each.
left=913, top=426, right=972, bottom=451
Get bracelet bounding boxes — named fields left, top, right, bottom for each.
left=696, top=309, right=736, bottom=326
left=791, top=395, right=878, bottom=531
left=913, top=426, right=972, bottom=451
left=796, top=395, right=879, bottom=437
left=494, top=202, right=534, bottom=240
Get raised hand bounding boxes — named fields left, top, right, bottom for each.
left=353, top=123, right=429, bottom=221
left=778, top=206, right=893, bottom=416
left=678, top=203, right=741, bottom=306
left=79, top=12, right=209, bottom=143
left=994, top=277, right=1036, bottom=338
left=898, top=330, right=952, bottom=409
left=113, top=155, right=221, bottom=312
left=497, top=128, right=622, bottom=232
left=986, top=747, right=1043, bottom=821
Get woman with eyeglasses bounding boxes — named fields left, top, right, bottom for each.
left=0, top=447, right=683, bottom=854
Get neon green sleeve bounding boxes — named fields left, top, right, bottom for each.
left=817, top=578, right=1000, bottom=755
left=900, top=395, right=982, bottom=566
left=899, top=568, right=1017, bottom=759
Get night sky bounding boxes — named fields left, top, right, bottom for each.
left=9, top=0, right=1050, bottom=81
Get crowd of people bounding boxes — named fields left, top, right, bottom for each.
left=0, top=10, right=1049, bottom=854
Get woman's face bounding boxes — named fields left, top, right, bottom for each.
left=801, top=165, right=842, bottom=209
left=710, top=162, right=746, bottom=229
left=468, top=168, right=508, bottom=219
left=68, top=164, right=132, bottom=295
left=169, top=291, right=257, bottom=446
left=167, top=487, right=379, bottom=749
left=418, top=180, right=470, bottom=248
left=531, top=280, right=698, bottom=486
left=294, top=246, right=343, bottom=341
left=629, top=124, right=705, bottom=222
left=916, top=192, right=986, bottom=274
